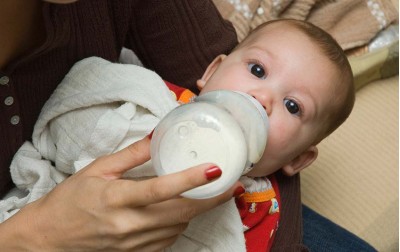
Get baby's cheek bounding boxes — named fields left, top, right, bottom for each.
left=246, top=121, right=294, bottom=176
left=247, top=157, right=277, bottom=177
left=268, top=121, right=291, bottom=150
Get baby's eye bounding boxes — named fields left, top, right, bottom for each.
left=247, top=63, right=266, bottom=79
left=284, top=98, right=301, bottom=115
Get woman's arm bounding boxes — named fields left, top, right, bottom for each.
left=0, top=136, right=241, bottom=251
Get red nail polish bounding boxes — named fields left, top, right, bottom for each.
left=233, top=186, right=245, bottom=198
left=147, top=129, right=154, bottom=140
left=205, top=166, right=222, bottom=181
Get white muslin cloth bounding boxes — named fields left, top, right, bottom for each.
left=0, top=57, right=245, bottom=251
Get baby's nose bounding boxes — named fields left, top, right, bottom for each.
left=252, top=95, right=271, bottom=116
left=255, top=98, right=268, bottom=112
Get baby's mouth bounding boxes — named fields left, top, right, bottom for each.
left=242, top=162, right=254, bottom=175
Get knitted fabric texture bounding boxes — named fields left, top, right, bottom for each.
left=212, top=0, right=398, bottom=50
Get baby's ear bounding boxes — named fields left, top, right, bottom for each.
left=282, top=146, right=318, bottom=176
left=196, top=54, right=226, bottom=90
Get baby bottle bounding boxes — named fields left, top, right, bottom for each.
left=150, top=90, right=269, bottom=199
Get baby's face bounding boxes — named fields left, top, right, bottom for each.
left=198, top=23, right=340, bottom=177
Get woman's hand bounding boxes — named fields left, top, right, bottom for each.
left=0, top=136, right=242, bottom=252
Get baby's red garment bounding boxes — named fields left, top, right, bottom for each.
left=236, top=175, right=281, bottom=252
left=165, top=81, right=281, bottom=251
left=164, top=80, right=196, bottom=104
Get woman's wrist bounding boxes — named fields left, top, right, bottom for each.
left=0, top=204, right=45, bottom=252
left=0, top=216, right=28, bottom=251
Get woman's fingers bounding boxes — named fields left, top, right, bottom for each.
left=83, top=135, right=232, bottom=209
left=104, top=182, right=242, bottom=234
left=106, top=163, right=222, bottom=208
left=67, top=134, right=243, bottom=251
left=135, top=182, right=242, bottom=228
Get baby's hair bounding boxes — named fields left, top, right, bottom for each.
left=237, top=19, right=355, bottom=142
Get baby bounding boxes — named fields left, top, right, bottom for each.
left=198, top=18, right=354, bottom=178
left=2, top=19, right=354, bottom=251
left=193, top=19, right=354, bottom=250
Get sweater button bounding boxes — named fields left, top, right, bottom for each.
left=10, top=115, right=20, bottom=125
left=0, top=76, right=10, bottom=85
left=4, top=96, right=14, bottom=106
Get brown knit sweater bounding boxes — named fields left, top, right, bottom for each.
left=0, top=0, right=306, bottom=250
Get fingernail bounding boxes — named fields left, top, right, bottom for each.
left=233, top=186, right=245, bottom=198
left=147, top=129, right=154, bottom=140
left=205, top=166, right=222, bottom=181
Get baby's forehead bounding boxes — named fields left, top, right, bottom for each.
left=240, top=22, right=320, bottom=56
left=236, top=21, right=296, bottom=49
left=252, top=21, right=304, bottom=39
